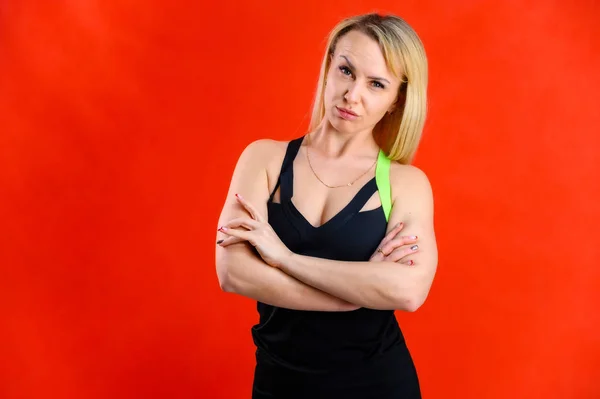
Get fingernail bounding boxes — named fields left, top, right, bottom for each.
left=408, top=260, right=414, bottom=266
left=218, top=226, right=228, bottom=231
left=410, top=245, right=418, bottom=251
left=410, top=236, right=418, bottom=240
left=216, top=239, right=224, bottom=244
left=235, top=193, right=243, bottom=199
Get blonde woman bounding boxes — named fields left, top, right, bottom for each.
left=215, top=13, right=437, bottom=398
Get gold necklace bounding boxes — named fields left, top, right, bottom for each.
left=305, top=133, right=378, bottom=188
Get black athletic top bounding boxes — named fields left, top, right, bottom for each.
left=251, top=136, right=421, bottom=398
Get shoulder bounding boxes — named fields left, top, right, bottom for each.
left=236, top=138, right=289, bottom=169
left=234, top=139, right=297, bottom=192
left=240, top=138, right=286, bottom=158
left=390, top=162, right=433, bottom=192
left=389, top=162, right=434, bottom=207
left=223, top=139, right=291, bottom=211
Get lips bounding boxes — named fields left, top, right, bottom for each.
left=337, top=107, right=357, bottom=116
left=335, top=106, right=359, bottom=121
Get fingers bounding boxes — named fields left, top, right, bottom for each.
left=235, top=193, right=265, bottom=223
left=218, top=226, right=253, bottom=244
left=217, top=236, right=245, bottom=247
left=370, top=246, right=417, bottom=266
left=217, top=217, right=260, bottom=246
left=385, top=243, right=419, bottom=263
left=379, top=222, right=405, bottom=247
left=221, top=217, right=261, bottom=230
left=369, top=249, right=384, bottom=262
left=398, top=259, right=416, bottom=266
left=370, top=226, right=409, bottom=261
left=216, top=198, right=266, bottom=248
left=379, top=235, right=418, bottom=257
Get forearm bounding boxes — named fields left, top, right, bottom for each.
left=279, top=253, right=427, bottom=311
left=216, top=244, right=359, bottom=312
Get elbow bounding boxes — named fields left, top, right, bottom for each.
left=391, top=289, right=428, bottom=312
left=218, top=271, right=234, bottom=292
left=392, top=295, right=420, bottom=312
left=402, top=296, right=423, bottom=312
left=216, top=262, right=236, bottom=293
left=388, top=270, right=434, bottom=312
left=377, top=289, right=420, bottom=312
left=216, top=246, right=242, bottom=293
left=216, top=245, right=254, bottom=295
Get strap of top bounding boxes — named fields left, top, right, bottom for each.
left=375, top=149, right=392, bottom=222
left=268, top=136, right=304, bottom=203
left=270, top=136, right=392, bottom=223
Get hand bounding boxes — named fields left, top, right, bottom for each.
left=217, top=194, right=292, bottom=268
left=369, top=222, right=419, bottom=265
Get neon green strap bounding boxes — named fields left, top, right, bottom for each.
left=375, top=149, right=392, bottom=222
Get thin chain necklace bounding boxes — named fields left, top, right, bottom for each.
left=305, top=133, right=378, bottom=189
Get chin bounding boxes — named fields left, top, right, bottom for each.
left=326, top=113, right=360, bottom=134
left=331, top=121, right=357, bottom=134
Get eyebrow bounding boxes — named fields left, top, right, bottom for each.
left=340, top=55, right=391, bottom=84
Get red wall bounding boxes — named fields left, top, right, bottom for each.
left=1, top=1, right=599, bottom=398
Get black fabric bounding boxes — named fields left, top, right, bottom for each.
left=251, top=136, right=421, bottom=398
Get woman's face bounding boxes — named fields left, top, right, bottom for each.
left=324, top=30, right=402, bottom=135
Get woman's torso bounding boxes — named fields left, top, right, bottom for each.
left=252, top=136, right=407, bottom=371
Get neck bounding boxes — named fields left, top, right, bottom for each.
left=309, top=119, right=379, bottom=159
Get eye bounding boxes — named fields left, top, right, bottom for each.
left=371, top=81, right=385, bottom=89
left=338, top=65, right=353, bottom=76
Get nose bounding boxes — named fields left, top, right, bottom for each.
left=343, top=82, right=361, bottom=104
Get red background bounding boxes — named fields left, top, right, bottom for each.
left=1, top=1, right=599, bottom=398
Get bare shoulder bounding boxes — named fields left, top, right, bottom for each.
left=238, top=138, right=288, bottom=170
left=390, top=163, right=433, bottom=198
left=219, top=138, right=289, bottom=227
left=387, top=163, right=436, bottom=263
left=242, top=138, right=286, bottom=154
left=242, top=138, right=293, bottom=191
left=224, top=138, right=292, bottom=205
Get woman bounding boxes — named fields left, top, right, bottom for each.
left=215, top=12, right=437, bottom=399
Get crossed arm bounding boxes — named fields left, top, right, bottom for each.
left=215, top=140, right=438, bottom=312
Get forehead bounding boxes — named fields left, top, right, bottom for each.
left=334, top=30, right=388, bottom=71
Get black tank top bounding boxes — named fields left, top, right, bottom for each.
left=251, top=136, right=406, bottom=370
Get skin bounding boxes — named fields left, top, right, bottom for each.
left=215, top=30, right=438, bottom=311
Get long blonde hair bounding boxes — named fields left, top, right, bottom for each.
left=309, top=13, right=428, bottom=164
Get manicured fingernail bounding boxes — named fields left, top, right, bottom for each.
left=410, top=236, right=418, bottom=240
left=235, top=193, right=243, bottom=199
left=410, top=245, right=418, bottom=251
left=408, top=260, right=414, bottom=266
left=216, top=239, right=224, bottom=244
left=218, top=226, right=227, bottom=231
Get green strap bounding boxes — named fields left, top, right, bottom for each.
left=375, top=149, right=392, bottom=222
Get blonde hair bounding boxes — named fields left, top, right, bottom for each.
left=309, top=13, right=428, bottom=164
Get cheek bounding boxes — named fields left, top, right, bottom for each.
left=323, top=80, right=337, bottom=104
left=366, top=96, right=394, bottom=115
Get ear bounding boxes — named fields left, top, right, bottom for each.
left=325, top=52, right=334, bottom=74
left=388, top=87, right=407, bottom=114
left=387, top=100, right=397, bottom=114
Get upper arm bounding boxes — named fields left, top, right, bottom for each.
left=215, top=139, right=281, bottom=284
left=388, top=164, right=438, bottom=299
left=217, top=139, right=275, bottom=228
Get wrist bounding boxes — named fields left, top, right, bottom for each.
left=277, top=250, right=296, bottom=271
